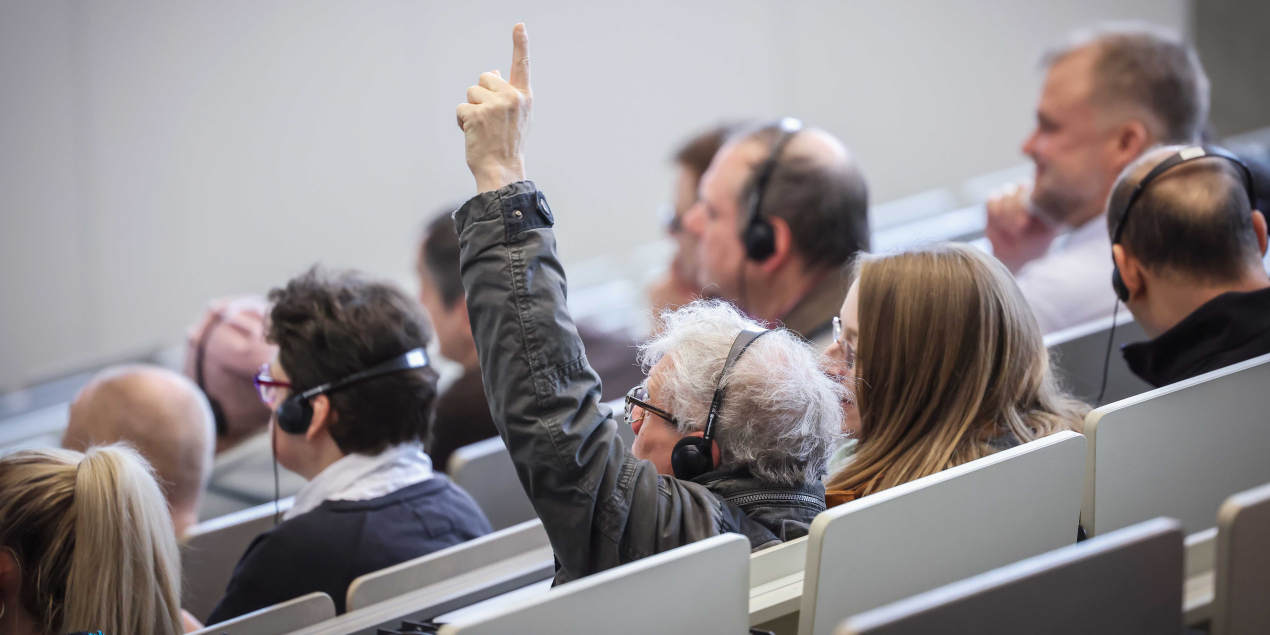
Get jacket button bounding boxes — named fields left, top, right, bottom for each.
left=513, top=210, right=523, bottom=219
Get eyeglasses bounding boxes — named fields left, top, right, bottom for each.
left=624, top=385, right=679, bottom=427
left=253, top=364, right=293, bottom=405
left=831, top=316, right=857, bottom=370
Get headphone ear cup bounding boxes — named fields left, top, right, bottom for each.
left=275, top=396, right=313, bottom=435
left=744, top=219, right=776, bottom=262
left=1112, top=267, right=1129, bottom=303
left=671, top=436, right=714, bottom=481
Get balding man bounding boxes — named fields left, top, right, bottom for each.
left=986, top=24, right=1210, bottom=334
left=63, top=364, right=215, bottom=537
left=681, top=119, right=869, bottom=348
left=1106, top=145, right=1270, bottom=388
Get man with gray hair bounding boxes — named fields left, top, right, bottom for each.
left=451, top=25, right=844, bottom=583
left=986, top=23, right=1210, bottom=334
left=63, top=364, right=216, bottom=538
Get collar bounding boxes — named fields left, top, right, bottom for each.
left=1054, top=213, right=1110, bottom=250
left=691, top=466, right=827, bottom=515
left=1122, top=286, right=1270, bottom=388
left=286, top=441, right=434, bottom=520
left=776, top=270, right=848, bottom=343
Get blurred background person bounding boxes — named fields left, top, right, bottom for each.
left=0, top=445, right=186, bottom=635
left=647, top=124, right=739, bottom=319
left=62, top=364, right=215, bottom=538
left=985, top=23, right=1210, bottom=334
left=682, top=120, right=870, bottom=348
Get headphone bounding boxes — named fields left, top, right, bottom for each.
left=275, top=348, right=431, bottom=435
left=671, top=327, right=771, bottom=481
left=1110, top=145, right=1256, bottom=303
left=193, top=312, right=230, bottom=437
left=742, top=117, right=803, bottom=262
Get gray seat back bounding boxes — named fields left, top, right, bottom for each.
left=1213, top=481, right=1270, bottom=635
left=447, top=437, right=537, bottom=530
left=182, top=497, right=294, bottom=621
left=1043, top=312, right=1152, bottom=405
left=192, top=592, right=334, bottom=635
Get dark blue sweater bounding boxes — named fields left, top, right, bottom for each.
left=206, top=475, right=491, bottom=624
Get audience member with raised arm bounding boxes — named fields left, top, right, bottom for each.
left=416, top=209, right=644, bottom=472
left=0, top=445, right=185, bottom=635
left=184, top=296, right=306, bottom=518
left=1105, top=145, right=1270, bottom=388
left=647, top=124, right=738, bottom=318
left=62, top=365, right=215, bottom=539
left=678, top=118, right=869, bottom=348
left=453, top=25, right=844, bottom=583
left=207, top=268, right=490, bottom=623
left=822, top=243, right=1088, bottom=506
left=985, top=23, right=1210, bottom=334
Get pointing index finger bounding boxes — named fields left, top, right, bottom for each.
left=509, top=23, right=530, bottom=91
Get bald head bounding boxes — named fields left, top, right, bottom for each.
left=1107, top=145, right=1263, bottom=283
left=65, top=365, right=215, bottom=536
left=727, top=124, right=870, bottom=268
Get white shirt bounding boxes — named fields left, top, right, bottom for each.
left=1014, top=216, right=1123, bottom=335
left=285, top=441, right=434, bottom=520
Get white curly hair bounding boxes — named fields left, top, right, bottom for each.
left=639, top=300, right=846, bottom=485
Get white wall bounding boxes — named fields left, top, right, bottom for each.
left=0, top=0, right=1187, bottom=390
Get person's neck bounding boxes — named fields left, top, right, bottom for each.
left=300, top=443, right=348, bottom=481
left=744, top=260, right=826, bottom=322
left=456, top=344, right=481, bottom=374
left=1064, top=195, right=1107, bottom=230
left=1141, top=271, right=1270, bottom=338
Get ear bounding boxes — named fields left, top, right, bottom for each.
left=1113, top=243, right=1146, bottom=300
left=305, top=394, right=334, bottom=443
left=759, top=216, right=795, bottom=274
left=1115, top=119, right=1152, bottom=166
left=1252, top=210, right=1268, bottom=257
left=684, top=430, right=723, bottom=468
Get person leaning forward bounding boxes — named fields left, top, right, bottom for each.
left=452, top=24, right=845, bottom=583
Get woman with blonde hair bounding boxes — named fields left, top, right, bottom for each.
left=0, top=445, right=185, bottom=635
left=823, top=242, right=1088, bottom=506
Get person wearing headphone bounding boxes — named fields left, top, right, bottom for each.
left=205, top=267, right=491, bottom=625
left=678, top=118, right=870, bottom=349
left=1105, top=145, right=1270, bottom=388
left=452, top=25, right=844, bottom=584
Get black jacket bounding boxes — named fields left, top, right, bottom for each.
left=453, top=182, right=825, bottom=585
left=1123, top=287, right=1270, bottom=388
left=205, top=476, right=491, bottom=624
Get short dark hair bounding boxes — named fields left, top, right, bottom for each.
left=420, top=208, right=465, bottom=308
left=267, top=267, right=439, bottom=455
left=674, top=124, right=738, bottom=178
left=1043, top=23, right=1209, bottom=143
left=737, top=124, right=870, bottom=268
left=1107, top=146, right=1261, bottom=283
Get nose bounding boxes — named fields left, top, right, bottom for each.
left=1022, top=128, right=1040, bottom=160
left=682, top=201, right=705, bottom=236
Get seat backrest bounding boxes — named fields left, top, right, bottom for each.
left=182, top=497, right=295, bottom=622
left=446, top=437, right=537, bottom=530
left=1044, top=312, right=1152, bottom=405
left=1212, top=481, right=1270, bottom=635
left=838, top=517, right=1185, bottom=635
left=798, top=431, right=1086, bottom=635
left=192, top=592, right=335, bottom=635
left=346, top=519, right=550, bottom=611
left=436, top=534, right=751, bottom=635
left=1081, top=353, right=1270, bottom=536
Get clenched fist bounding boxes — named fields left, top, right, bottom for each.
left=457, top=23, right=533, bottom=194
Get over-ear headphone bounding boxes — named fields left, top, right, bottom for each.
left=671, top=327, right=771, bottom=481
left=193, top=313, right=230, bottom=437
left=743, top=118, right=803, bottom=263
left=275, top=348, right=431, bottom=435
left=1110, top=145, right=1256, bottom=302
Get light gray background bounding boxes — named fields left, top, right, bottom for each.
left=1, top=0, right=1190, bottom=389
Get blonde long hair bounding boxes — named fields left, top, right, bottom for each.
left=826, top=243, right=1088, bottom=496
left=0, top=445, right=184, bottom=635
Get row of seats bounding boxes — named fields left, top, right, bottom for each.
left=180, top=351, right=1270, bottom=634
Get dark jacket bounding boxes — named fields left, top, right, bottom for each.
left=427, top=327, right=644, bottom=474
left=454, top=182, right=825, bottom=584
left=206, top=476, right=491, bottom=624
left=1122, top=286, right=1270, bottom=388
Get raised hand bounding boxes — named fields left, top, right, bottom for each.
left=457, top=23, right=533, bottom=193
left=984, top=179, right=1059, bottom=273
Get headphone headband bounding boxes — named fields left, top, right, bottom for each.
left=1112, top=145, right=1256, bottom=247
left=299, top=348, right=431, bottom=400
left=701, top=328, right=771, bottom=444
left=742, top=118, right=803, bottom=263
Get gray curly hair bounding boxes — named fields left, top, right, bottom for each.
left=639, top=300, right=845, bottom=485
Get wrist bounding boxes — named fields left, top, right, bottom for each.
left=473, top=163, right=526, bottom=194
